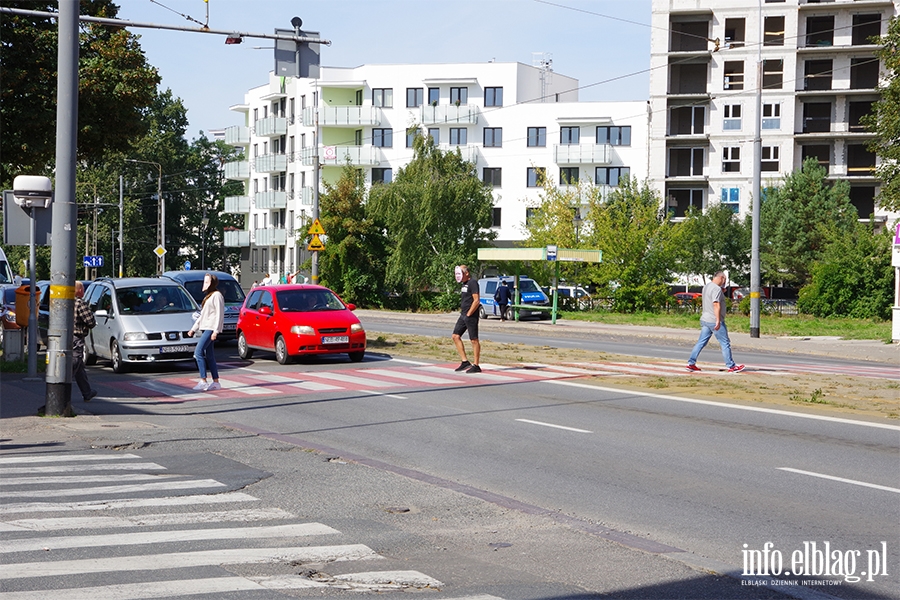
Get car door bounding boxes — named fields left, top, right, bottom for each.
left=90, top=286, right=115, bottom=359
left=82, top=283, right=103, bottom=357
left=240, top=289, right=261, bottom=347
left=255, top=290, right=276, bottom=350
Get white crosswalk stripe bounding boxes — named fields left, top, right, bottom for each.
left=217, top=377, right=276, bottom=395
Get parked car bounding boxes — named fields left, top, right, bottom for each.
left=553, top=285, right=592, bottom=309
left=1, top=284, right=22, bottom=333
left=34, top=280, right=92, bottom=347
left=162, top=270, right=245, bottom=341
left=478, top=276, right=551, bottom=320
left=672, top=292, right=702, bottom=305
left=236, top=284, right=366, bottom=364
left=82, top=277, right=200, bottom=373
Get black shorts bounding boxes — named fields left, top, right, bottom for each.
left=452, top=313, right=479, bottom=340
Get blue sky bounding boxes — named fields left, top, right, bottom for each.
left=118, top=0, right=653, bottom=139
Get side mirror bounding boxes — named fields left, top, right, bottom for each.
left=94, top=309, right=109, bottom=318
left=346, top=303, right=356, bottom=311
left=259, top=305, right=272, bottom=316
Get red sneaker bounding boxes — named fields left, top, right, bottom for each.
left=685, top=364, right=701, bottom=372
left=728, top=364, right=745, bottom=373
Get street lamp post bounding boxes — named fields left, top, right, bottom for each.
left=125, top=159, right=164, bottom=274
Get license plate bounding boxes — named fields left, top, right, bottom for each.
left=322, top=335, right=349, bottom=345
left=223, top=323, right=236, bottom=331
left=160, top=345, right=193, bottom=354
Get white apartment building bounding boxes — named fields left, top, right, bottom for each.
left=221, top=62, right=648, bottom=286
left=649, top=0, right=899, bottom=220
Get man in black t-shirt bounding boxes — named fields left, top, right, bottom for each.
left=451, top=265, right=481, bottom=373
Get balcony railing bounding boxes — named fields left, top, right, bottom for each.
left=421, top=104, right=479, bottom=125
left=224, top=196, right=250, bottom=213
left=301, top=145, right=381, bottom=166
left=554, top=144, right=612, bottom=165
left=255, top=190, right=287, bottom=210
left=224, top=125, right=250, bottom=146
left=254, top=153, right=287, bottom=173
left=254, top=116, right=287, bottom=137
left=224, top=230, right=250, bottom=247
left=437, top=144, right=479, bottom=164
left=255, top=227, right=287, bottom=246
left=224, top=160, right=250, bottom=180
left=302, top=106, right=383, bottom=127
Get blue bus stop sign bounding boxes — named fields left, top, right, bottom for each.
left=184, top=260, right=191, bottom=271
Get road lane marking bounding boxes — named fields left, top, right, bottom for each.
left=0, top=454, right=143, bottom=465
left=547, top=380, right=900, bottom=431
left=246, top=373, right=302, bottom=384
left=359, top=390, right=409, bottom=400
left=0, top=508, right=294, bottom=531
left=515, top=418, right=592, bottom=433
left=388, top=358, right=433, bottom=366
left=0, top=462, right=166, bottom=474
left=132, top=380, right=213, bottom=399
left=1, top=473, right=181, bottom=486
left=778, top=468, right=900, bottom=494
left=217, top=378, right=275, bottom=395
left=0, top=492, right=259, bottom=515
left=422, top=366, right=519, bottom=382
left=0, top=479, right=226, bottom=499
left=309, top=372, right=398, bottom=388
left=363, top=368, right=459, bottom=385
left=289, top=380, right=343, bottom=391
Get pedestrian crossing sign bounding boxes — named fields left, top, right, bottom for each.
left=307, top=234, right=325, bottom=251
left=308, top=219, right=325, bottom=235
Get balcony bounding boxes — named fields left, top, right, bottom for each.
left=224, top=230, right=250, bottom=247
left=437, top=144, right=479, bottom=164
left=224, top=160, right=250, bottom=180
left=301, top=145, right=381, bottom=166
left=421, top=104, right=479, bottom=125
left=254, top=153, right=287, bottom=173
left=224, top=196, right=250, bottom=213
left=255, top=116, right=287, bottom=137
left=301, top=186, right=314, bottom=206
left=554, top=144, right=612, bottom=165
left=255, top=190, right=287, bottom=210
left=224, top=125, right=249, bottom=146
left=255, top=227, right=287, bottom=246
left=302, top=105, right=383, bottom=127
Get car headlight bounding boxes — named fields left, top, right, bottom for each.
left=290, top=325, right=315, bottom=335
left=350, top=323, right=364, bottom=333
left=123, top=332, right=148, bottom=341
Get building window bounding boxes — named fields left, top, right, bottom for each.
left=764, top=16, right=785, bottom=47
left=762, top=59, right=783, bottom=90
left=668, top=148, right=704, bottom=177
left=560, top=126, right=580, bottom=145
left=724, top=18, right=745, bottom=48
left=722, top=147, right=741, bottom=173
left=802, top=145, right=830, bottom=172
left=406, top=88, right=423, bottom=108
left=670, top=106, right=705, bottom=135
left=372, top=88, right=393, bottom=108
left=805, top=59, right=833, bottom=91
left=596, top=166, right=630, bottom=186
left=560, top=167, right=579, bottom=185
left=762, top=103, right=781, bottom=130
left=483, top=167, right=502, bottom=187
left=850, top=58, right=879, bottom=89
left=483, top=128, right=502, bottom=147
left=847, top=144, right=876, bottom=176
left=596, top=126, right=631, bottom=146
left=252, top=248, right=259, bottom=273
left=806, top=15, right=834, bottom=47
left=289, top=173, right=295, bottom=195
left=723, top=104, right=742, bottom=130
left=427, top=87, right=440, bottom=105
left=849, top=186, right=876, bottom=219
left=354, top=129, right=363, bottom=146
left=300, top=133, right=306, bottom=148
left=428, top=128, right=440, bottom=145
left=668, top=189, right=704, bottom=218
left=852, top=14, right=881, bottom=46
left=372, top=168, right=392, bottom=184
left=724, top=61, right=744, bottom=90
left=720, top=187, right=740, bottom=212
left=491, top=207, right=501, bottom=228
left=450, top=127, right=467, bottom=145
left=484, top=87, right=503, bottom=107
left=525, top=207, right=537, bottom=226
left=802, top=102, right=831, bottom=133
left=848, top=100, right=874, bottom=132
left=372, top=128, right=393, bottom=147
left=527, top=127, right=546, bottom=147
left=406, top=129, right=417, bottom=148
left=450, top=87, right=468, bottom=105
left=527, top=167, right=546, bottom=188
left=761, top=146, right=780, bottom=172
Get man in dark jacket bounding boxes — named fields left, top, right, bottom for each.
left=73, top=281, right=98, bottom=401
left=493, top=280, right=512, bottom=321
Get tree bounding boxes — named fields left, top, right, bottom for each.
left=367, top=135, right=495, bottom=308
left=863, top=15, right=900, bottom=212
left=317, top=164, right=387, bottom=307
left=583, top=177, right=674, bottom=312
left=759, top=158, right=857, bottom=287
left=672, top=203, right=751, bottom=285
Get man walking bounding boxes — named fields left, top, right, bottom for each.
left=73, top=281, right=98, bottom=401
left=451, top=265, right=482, bottom=373
left=493, top=279, right=512, bottom=321
left=686, top=271, right=744, bottom=373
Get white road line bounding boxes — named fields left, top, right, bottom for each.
left=515, top=419, right=592, bottom=433
left=132, top=380, right=213, bottom=399
left=388, top=358, right=433, bottom=366
left=778, top=468, right=900, bottom=494
left=422, top=366, right=520, bottom=382
left=235, top=366, right=270, bottom=373
left=289, top=380, right=343, bottom=391
left=217, top=378, right=276, bottom=395
left=363, top=368, right=459, bottom=385
left=359, top=390, right=409, bottom=400
left=0, top=454, right=142, bottom=465
left=0, top=508, right=294, bottom=531
left=2, top=522, right=339, bottom=553
left=2, top=473, right=181, bottom=486
left=246, top=373, right=302, bottom=384
left=0, top=463, right=166, bottom=474
left=548, top=379, right=900, bottom=431
left=0, top=479, right=226, bottom=499
left=0, top=578, right=295, bottom=600
left=0, top=492, right=258, bottom=515
left=0, top=544, right=380, bottom=580
left=495, top=367, right=570, bottom=379
left=309, top=372, right=398, bottom=388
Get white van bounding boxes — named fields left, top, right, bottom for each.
left=0, top=247, right=14, bottom=286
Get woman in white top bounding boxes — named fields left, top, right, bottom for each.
left=187, top=273, right=225, bottom=391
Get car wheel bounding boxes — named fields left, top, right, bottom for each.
left=275, top=335, right=292, bottom=365
left=348, top=350, right=365, bottom=363
left=237, top=331, right=253, bottom=359
left=479, top=305, right=487, bottom=319
left=110, top=339, right=128, bottom=374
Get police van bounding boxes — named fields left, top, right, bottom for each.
left=478, top=276, right=551, bottom=320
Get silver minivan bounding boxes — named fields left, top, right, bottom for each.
left=83, top=277, right=200, bottom=373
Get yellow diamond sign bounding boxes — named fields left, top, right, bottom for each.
left=153, top=245, right=167, bottom=258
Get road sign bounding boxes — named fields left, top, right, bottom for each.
left=184, top=260, right=191, bottom=270
left=546, top=245, right=557, bottom=261
left=153, top=245, right=167, bottom=258
left=83, top=255, right=104, bottom=268
left=308, top=219, right=325, bottom=235
left=307, top=234, right=325, bottom=251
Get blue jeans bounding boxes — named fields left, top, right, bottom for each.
left=193, top=330, right=219, bottom=380
left=688, top=321, right=736, bottom=368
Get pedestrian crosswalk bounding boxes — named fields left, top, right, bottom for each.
left=0, top=451, right=496, bottom=598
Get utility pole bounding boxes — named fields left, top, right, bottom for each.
left=45, top=0, right=80, bottom=417
left=119, top=175, right=124, bottom=277
left=126, top=159, right=163, bottom=275
left=749, top=0, right=763, bottom=338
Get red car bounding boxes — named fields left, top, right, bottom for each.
left=672, top=292, right=702, bottom=305
left=236, top=284, right=366, bottom=364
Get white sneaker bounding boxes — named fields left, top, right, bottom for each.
left=192, top=381, right=209, bottom=391
left=206, top=382, right=221, bottom=391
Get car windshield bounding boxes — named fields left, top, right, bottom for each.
left=0, top=260, right=12, bottom=284
left=184, top=279, right=245, bottom=304
left=117, top=285, right=197, bottom=314
left=275, top=289, right=345, bottom=312
left=518, top=279, right=541, bottom=293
